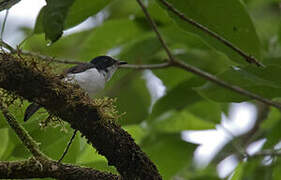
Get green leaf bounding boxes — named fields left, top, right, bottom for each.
left=197, top=65, right=281, bottom=102
left=77, top=143, right=106, bottom=164
left=273, top=160, right=281, bottom=180
left=157, top=0, right=261, bottom=65
left=78, top=19, right=147, bottom=59
left=105, top=72, right=150, bottom=125
left=187, top=100, right=221, bottom=124
left=41, top=129, right=80, bottom=163
left=236, top=160, right=274, bottom=180
left=42, top=0, right=75, bottom=43
left=151, top=109, right=215, bottom=132
left=142, top=133, right=197, bottom=179
left=35, top=0, right=112, bottom=35
left=23, top=30, right=92, bottom=60
left=153, top=67, right=194, bottom=90
left=118, top=33, right=163, bottom=63
left=151, top=79, right=202, bottom=119
left=263, top=119, right=281, bottom=149
left=0, top=128, right=9, bottom=158
left=123, top=125, right=148, bottom=144
left=231, top=162, right=244, bottom=180
left=0, top=0, right=20, bottom=11
left=65, top=0, right=111, bottom=28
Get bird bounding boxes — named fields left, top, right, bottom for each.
left=24, top=55, right=127, bottom=122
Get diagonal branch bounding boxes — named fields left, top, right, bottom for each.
left=120, top=62, right=171, bottom=69
left=172, top=59, right=281, bottom=109
left=158, top=0, right=263, bottom=67
left=20, top=50, right=83, bottom=65
left=135, top=0, right=281, bottom=110
left=136, top=0, right=174, bottom=61
left=0, top=53, right=162, bottom=180
left=0, top=105, right=46, bottom=159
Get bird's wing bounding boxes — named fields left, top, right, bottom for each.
left=66, top=63, right=96, bottom=74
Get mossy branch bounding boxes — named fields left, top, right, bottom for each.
left=0, top=159, right=120, bottom=179
left=0, top=53, right=162, bottom=180
left=0, top=105, right=47, bottom=159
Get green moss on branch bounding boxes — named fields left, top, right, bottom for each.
left=0, top=53, right=162, bottom=180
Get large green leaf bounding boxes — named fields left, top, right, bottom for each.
left=187, top=100, right=221, bottom=124
left=234, top=160, right=274, bottom=180
left=78, top=19, right=147, bottom=60
left=41, top=0, right=75, bottom=43
left=197, top=65, right=281, bottom=102
left=141, top=133, right=197, bottom=179
left=151, top=109, right=215, bottom=132
left=151, top=79, right=202, bottom=119
left=105, top=72, right=150, bottom=125
left=157, top=0, right=261, bottom=65
left=261, top=108, right=281, bottom=149
left=0, top=128, right=9, bottom=158
left=231, top=162, right=244, bottom=180
left=273, top=160, right=281, bottom=180
left=65, top=0, right=111, bottom=28
left=23, top=30, right=92, bottom=60
left=34, top=0, right=112, bottom=39
left=118, top=33, right=163, bottom=63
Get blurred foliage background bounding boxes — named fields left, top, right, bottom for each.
left=1, top=0, right=281, bottom=179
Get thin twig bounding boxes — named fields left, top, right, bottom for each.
left=1, top=34, right=280, bottom=113
left=158, top=0, right=264, bottom=67
left=0, top=41, right=81, bottom=64
left=58, top=129, right=78, bottom=163
left=0, top=105, right=46, bottom=159
left=172, top=60, right=281, bottom=110
left=136, top=0, right=174, bottom=61
left=0, top=10, right=9, bottom=40
left=134, top=0, right=281, bottom=109
left=20, top=50, right=83, bottom=64
left=250, top=150, right=281, bottom=158
left=0, top=39, right=16, bottom=53
left=120, top=62, right=171, bottom=69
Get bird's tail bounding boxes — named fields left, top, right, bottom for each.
left=24, top=103, right=41, bottom=122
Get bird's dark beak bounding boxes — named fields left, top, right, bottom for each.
left=117, top=61, right=128, bottom=65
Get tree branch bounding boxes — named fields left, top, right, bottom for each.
left=158, top=0, right=264, bottom=67
left=0, top=105, right=46, bottom=159
left=250, top=150, right=281, bottom=158
left=0, top=53, right=162, bottom=180
left=136, top=0, right=174, bottom=61
left=120, top=62, right=171, bottom=69
left=20, top=50, right=83, bottom=65
left=0, top=159, right=120, bottom=179
left=172, top=60, right=281, bottom=110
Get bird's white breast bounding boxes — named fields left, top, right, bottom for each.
left=65, top=68, right=106, bottom=96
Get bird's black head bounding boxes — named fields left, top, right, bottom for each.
left=90, top=56, right=127, bottom=71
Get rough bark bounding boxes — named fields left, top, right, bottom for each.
left=0, top=53, right=162, bottom=180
